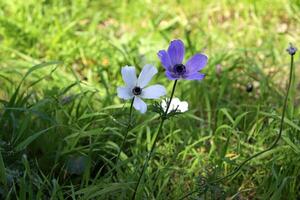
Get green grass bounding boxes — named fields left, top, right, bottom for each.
left=0, top=0, right=300, bottom=199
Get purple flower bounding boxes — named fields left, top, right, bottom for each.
left=286, top=43, right=297, bottom=56
left=157, top=39, right=208, bottom=80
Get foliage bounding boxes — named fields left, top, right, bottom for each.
left=0, top=0, right=300, bottom=199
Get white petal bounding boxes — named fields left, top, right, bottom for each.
left=160, top=97, right=188, bottom=113
left=137, top=64, right=158, bottom=88
left=141, top=85, right=166, bottom=99
left=161, top=98, right=172, bottom=114
left=178, top=101, right=188, bottom=112
left=133, top=97, right=147, bottom=113
left=169, top=98, right=179, bottom=112
left=161, top=99, right=167, bottom=111
left=117, top=86, right=133, bottom=100
left=121, top=66, right=137, bottom=87
left=172, top=98, right=180, bottom=105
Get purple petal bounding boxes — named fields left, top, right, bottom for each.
left=167, top=40, right=185, bottom=66
left=157, top=50, right=172, bottom=71
left=183, top=73, right=205, bottom=81
left=185, top=54, right=208, bottom=74
left=165, top=71, right=179, bottom=80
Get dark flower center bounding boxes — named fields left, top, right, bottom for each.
left=174, top=64, right=186, bottom=75
left=132, top=86, right=142, bottom=95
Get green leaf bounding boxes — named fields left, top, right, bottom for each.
left=14, top=126, right=55, bottom=151
left=282, top=135, right=300, bottom=154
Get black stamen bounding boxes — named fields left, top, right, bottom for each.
left=132, top=86, right=142, bottom=95
left=174, top=64, right=186, bottom=75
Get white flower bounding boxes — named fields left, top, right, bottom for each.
left=161, top=97, right=188, bottom=114
left=117, top=64, right=166, bottom=113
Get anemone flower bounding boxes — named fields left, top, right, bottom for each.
left=286, top=43, right=297, bottom=55
left=157, top=39, right=208, bottom=80
left=117, top=64, right=166, bottom=113
left=161, top=97, right=188, bottom=114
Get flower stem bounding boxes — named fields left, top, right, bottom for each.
left=131, top=80, right=178, bottom=199
left=116, top=97, right=135, bottom=164
left=179, top=53, right=295, bottom=200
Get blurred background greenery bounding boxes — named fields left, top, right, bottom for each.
left=0, top=0, right=300, bottom=199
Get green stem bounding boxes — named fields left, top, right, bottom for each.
left=179, top=54, right=295, bottom=200
left=116, top=97, right=135, bottom=164
left=131, top=80, right=178, bottom=199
